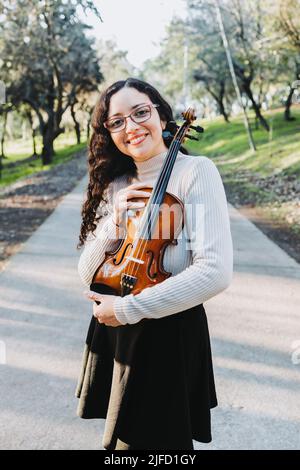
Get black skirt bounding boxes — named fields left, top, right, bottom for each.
left=75, top=296, right=217, bottom=450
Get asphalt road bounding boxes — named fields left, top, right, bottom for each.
left=0, top=175, right=299, bottom=450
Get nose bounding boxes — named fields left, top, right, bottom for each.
left=125, top=116, right=140, bottom=132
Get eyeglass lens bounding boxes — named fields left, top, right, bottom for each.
left=105, top=105, right=153, bottom=131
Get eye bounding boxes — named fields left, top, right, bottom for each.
left=134, top=107, right=149, bottom=117
left=110, top=118, right=123, bottom=128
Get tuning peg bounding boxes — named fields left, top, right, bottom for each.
left=185, top=134, right=199, bottom=141
left=189, top=125, right=204, bottom=133
left=167, top=121, right=179, bottom=132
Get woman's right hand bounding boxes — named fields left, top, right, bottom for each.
left=112, top=182, right=151, bottom=228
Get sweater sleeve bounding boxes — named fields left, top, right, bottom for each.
left=77, top=184, right=126, bottom=287
left=113, top=157, right=233, bottom=325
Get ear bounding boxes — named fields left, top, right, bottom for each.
left=161, top=120, right=167, bottom=131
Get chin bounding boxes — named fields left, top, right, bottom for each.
left=130, top=145, right=150, bottom=157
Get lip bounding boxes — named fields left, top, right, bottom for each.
left=127, top=133, right=149, bottom=146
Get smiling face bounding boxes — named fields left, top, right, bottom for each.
left=106, top=87, right=168, bottom=162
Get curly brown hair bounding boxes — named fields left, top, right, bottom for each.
left=77, top=77, right=189, bottom=249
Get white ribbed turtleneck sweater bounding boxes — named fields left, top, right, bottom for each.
left=78, top=150, right=233, bottom=325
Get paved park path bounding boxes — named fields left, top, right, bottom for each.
left=1, top=174, right=300, bottom=450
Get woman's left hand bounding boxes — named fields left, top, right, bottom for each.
left=84, top=290, right=124, bottom=327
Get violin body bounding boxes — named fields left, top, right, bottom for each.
left=91, top=187, right=184, bottom=297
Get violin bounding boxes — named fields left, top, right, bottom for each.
left=90, top=108, right=203, bottom=299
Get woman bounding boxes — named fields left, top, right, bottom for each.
left=75, top=77, right=233, bottom=450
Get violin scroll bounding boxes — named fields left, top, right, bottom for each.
left=181, top=107, right=197, bottom=123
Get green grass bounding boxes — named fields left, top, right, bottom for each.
left=2, top=107, right=299, bottom=190
left=186, top=106, right=300, bottom=178
left=0, top=133, right=87, bottom=188
left=184, top=106, right=300, bottom=253
left=2, top=132, right=86, bottom=163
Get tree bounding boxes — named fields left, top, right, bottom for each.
left=0, top=0, right=103, bottom=164
left=140, top=18, right=209, bottom=117
left=189, top=0, right=271, bottom=130
left=96, top=39, right=136, bottom=88
left=278, top=0, right=300, bottom=50
left=188, top=4, right=234, bottom=122
left=266, top=0, right=300, bottom=119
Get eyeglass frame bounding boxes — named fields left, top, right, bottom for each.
left=103, top=103, right=160, bottom=133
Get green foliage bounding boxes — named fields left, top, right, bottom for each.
left=0, top=0, right=103, bottom=162
left=186, top=107, right=300, bottom=177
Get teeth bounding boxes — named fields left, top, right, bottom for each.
left=129, top=134, right=147, bottom=144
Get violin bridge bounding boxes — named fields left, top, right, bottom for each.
left=125, top=256, right=144, bottom=264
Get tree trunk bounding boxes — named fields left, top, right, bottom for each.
left=0, top=110, right=8, bottom=160
left=217, top=99, right=230, bottom=123
left=26, top=110, right=37, bottom=156
left=32, top=129, right=37, bottom=157
left=206, top=81, right=230, bottom=123
left=87, top=115, right=92, bottom=141
left=71, top=103, right=81, bottom=144
left=284, top=86, right=296, bottom=121
left=41, top=112, right=64, bottom=165
left=42, top=130, right=55, bottom=165
left=218, top=80, right=230, bottom=123
left=243, top=83, right=270, bottom=131
left=75, top=122, right=80, bottom=144
left=42, top=112, right=55, bottom=165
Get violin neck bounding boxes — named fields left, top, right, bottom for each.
left=137, top=139, right=181, bottom=239
left=150, top=139, right=181, bottom=206
left=135, top=108, right=198, bottom=239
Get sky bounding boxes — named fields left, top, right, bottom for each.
left=83, top=0, right=187, bottom=69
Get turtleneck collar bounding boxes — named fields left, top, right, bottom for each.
left=133, top=150, right=168, bottom=181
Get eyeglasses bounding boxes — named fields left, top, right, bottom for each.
left=103, top=104, right=160, bottom=133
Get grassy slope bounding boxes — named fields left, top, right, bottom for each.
left=187, top=106, right=300, bottom=178
left=2, top=108, right=299, bottom=195
left=4, top=107, right=299, bottom=189
left=185, top=106, right=300, bottom=260
left=0, top=133, right=87, bottom=187
left=185, top=107, right=300, bottom=206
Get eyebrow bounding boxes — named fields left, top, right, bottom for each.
left=108, top=103, right=148, bottom=118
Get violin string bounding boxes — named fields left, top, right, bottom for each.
left=126, top=134, right=184, bottom=283
left=128, top=140, right=179, bottom=275
left=125, top=119, right=189, bottom=284
left=127, top=133, right=186, bottom=282
left=124, top=147, right=175, bottom=281
left=126, top=142, right=178, bottom=281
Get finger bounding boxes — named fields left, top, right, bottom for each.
left=93, top=309, right=103, bottom=320
left=127, top=202, right=146, bottom=208
left=127, top=190, right=151, bottom=198
left=126, top=182, right=152, bottom=189
left=118, top=185, right=146, bottom=196
left=84, top=290, right=103, bottom=301
left=117, top=193, right=150, bottom=205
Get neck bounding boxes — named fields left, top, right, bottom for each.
left=133, top=150, right=169, bottom=181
